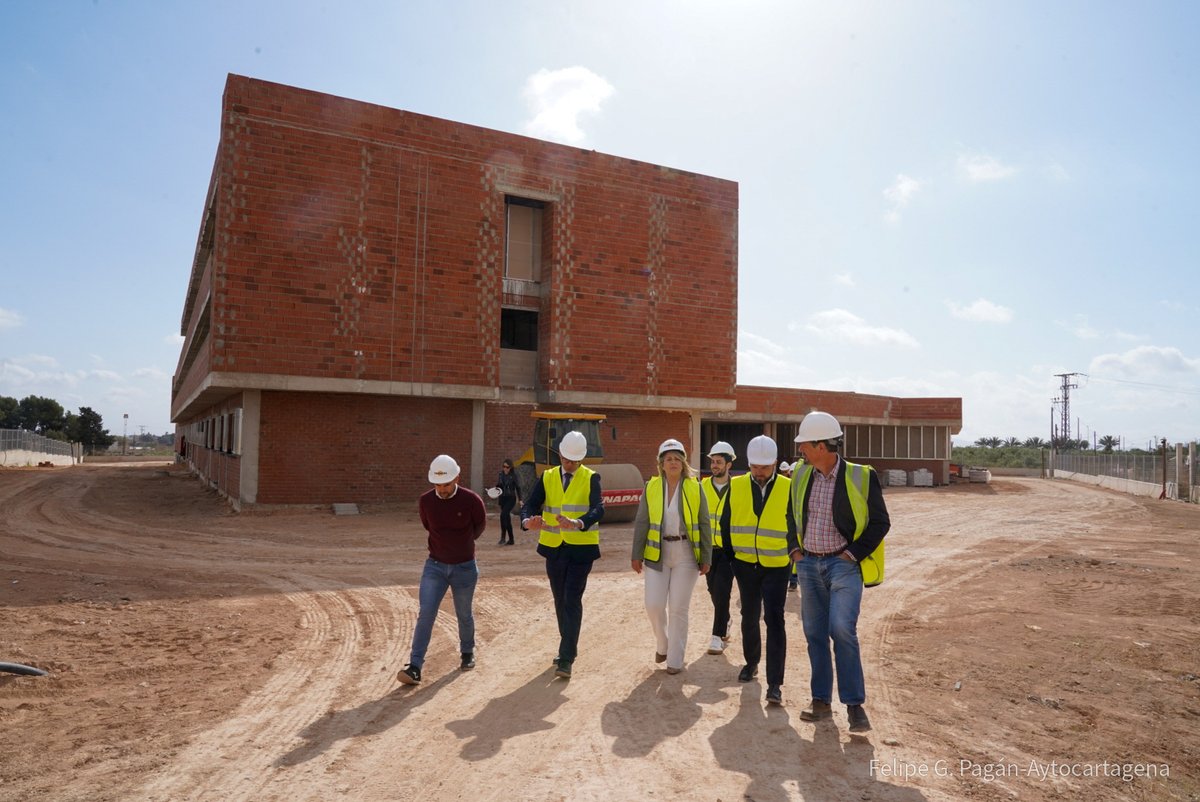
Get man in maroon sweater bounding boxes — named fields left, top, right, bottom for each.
left=397, top=454, right=487, bottom=685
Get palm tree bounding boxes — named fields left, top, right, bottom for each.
left=1023, top=436, right=1048, bottom=449
left=1004, top=437, right=1021, bottom=448
left=1098, top=435, right=1119, bottom=453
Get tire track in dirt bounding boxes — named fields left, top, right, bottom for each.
left=136, top=579, right=402, bottom=801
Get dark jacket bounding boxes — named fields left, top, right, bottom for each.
left=794, top=458, right=890, bottom=562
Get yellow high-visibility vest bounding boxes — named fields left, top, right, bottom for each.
left=701, top=476, right=730, bottom=548
left=642, top=475, right=701, bottom=563
left=727, top=473, right=791, bottom=567
left=792, top=461, right=884, bottom=586
left=539, top=465, right=600, bottom=548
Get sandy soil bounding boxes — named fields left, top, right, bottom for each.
left=1, top=464, right=1197, bottom=801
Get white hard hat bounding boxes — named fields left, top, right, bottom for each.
left=658, top=438, right=686, bottom=457
left=779, top=460, right=791, bottom=472
left=486, top=487, right=502, bottom=499
left=794, top=411, right=844, bottom=443
left=559, top=430, right=588, bottom=461
left=428, top=454, right=461, bottom=484
left=707, top=441, right=736, bottom=460
left=746, top=435, right=778, bottom=466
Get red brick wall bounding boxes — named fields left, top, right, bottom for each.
left=735, top=386, right=962, bottom=428
left=256, top=392, right=474, bottom=504
left=600, top=409, right=694, bottom=479
left=206, top=75, right=737, bottom=403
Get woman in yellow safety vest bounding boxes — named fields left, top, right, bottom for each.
left=631, top=438, right=712, bottom=674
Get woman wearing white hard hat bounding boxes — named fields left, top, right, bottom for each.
left=631, top=438, right=712, bottom=674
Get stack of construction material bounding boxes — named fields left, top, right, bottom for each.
left=968, top=468, right=992, bottom=483
left=883, top=469, right=908, bottom=487
left=908, top=469, right=934, bottom=487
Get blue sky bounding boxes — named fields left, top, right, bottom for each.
left=2, top=1, right=1197, bottom=448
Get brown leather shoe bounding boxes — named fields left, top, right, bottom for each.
left=799, top=700, right=832, bottom=721
left=847, top=704, right=871, bottom=732
left=654, top=652, right=667, bottom=663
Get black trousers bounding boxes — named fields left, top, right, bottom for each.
left=732, top=560, right=790, bottom=686
left=544, top=550, right=594, bottom=664
left=705, top=549, right=734, bottom=637
left=498, top=496, right=516, bottom=541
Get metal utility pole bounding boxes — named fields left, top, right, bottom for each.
left=1054, top=373, right=1082, bottom=447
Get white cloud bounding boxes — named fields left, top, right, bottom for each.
left=522, top=66, right=615, bottom=145
left=946, top=298, right=1013, bottom=323
left=791, top=309, right=920, bottom=349
left=1090, top=345, right=1200, bottom=377
left=739, top=329, right=787, bottom=359
left=834, top=272, right=855, bottom=287
left=164, top=333, right=185, bottom=347
left=132, top=367, right=170, bottom=381
left=957, top=152, right=1016, bottom=182
left=1046, top=162, right=1070, bottom=182
left=0, top=307, right=24, bottom=330
left=882, top=174, right=921, bottom=224
left=1057, top=314, right=1101, bottom=339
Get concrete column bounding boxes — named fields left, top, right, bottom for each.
left=471, top=400, right=486, bottom=492
left=689, top=410, right=703, bottom=471
left=240, top=390, right=261, bottom=506
left=1190, top=442, right=1196, bottom=503
left=1176, top=442, right=1184, bottom=500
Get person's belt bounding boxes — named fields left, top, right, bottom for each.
left=803, top=548, right=845, bottom=557
left=662, top=535, right=686, bottom=541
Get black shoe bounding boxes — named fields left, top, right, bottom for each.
left=800, top=699, right=832, bottom=721
left=554, top=661, right=573, bottom=679
left=766, top=685, right=783, bottom=705
left=787, top=584, right=797, bottom=593
left=498, top=539, right=506, bottom=545
left=397, top=664, right=421, bottom=685
left=460, top=653, right=475, bottom=671
left=506, top=540, right=514, bottom=545
left=847, top=704, right=871, bottom=732
left=737, top=664, right=758, bottom=682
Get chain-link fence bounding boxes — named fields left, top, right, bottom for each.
left=1053, top=445, right=1196, bottom=502
left=0, top=428, right=74, bottom=457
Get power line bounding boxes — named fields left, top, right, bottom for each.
left=1086, top=375, right=1200, bottom=396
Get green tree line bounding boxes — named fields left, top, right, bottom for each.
left=0, top=394, right=170, bottom=454
left=953, top=434, right=1152, bottom=469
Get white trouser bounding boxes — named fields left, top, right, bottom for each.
left=643, top=537, right=700, bottom=670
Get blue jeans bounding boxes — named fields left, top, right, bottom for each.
left=409, top=557, right=479, bottom=668
left=798, top=555, right=865, bottom=705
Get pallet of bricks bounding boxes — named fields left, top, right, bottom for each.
left=882, top=469, right=908, bottom=487
left=908, top=468, right=934, bottom=487
left=967, top=467, right=991, bottom=483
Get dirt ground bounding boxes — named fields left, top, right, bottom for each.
left=1, top=464, right=1197, bottom=802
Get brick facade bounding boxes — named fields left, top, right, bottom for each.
left=172, top=75, right=962, bottom=507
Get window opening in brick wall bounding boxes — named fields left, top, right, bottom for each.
left=505, top=197, right=544, bottom=281
left=501, top=308, right=539, bottom=351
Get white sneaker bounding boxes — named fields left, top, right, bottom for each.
left=707, top=635, right=725, bottom=654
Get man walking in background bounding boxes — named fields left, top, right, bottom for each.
left=702, top=441, right=737, bottom=655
